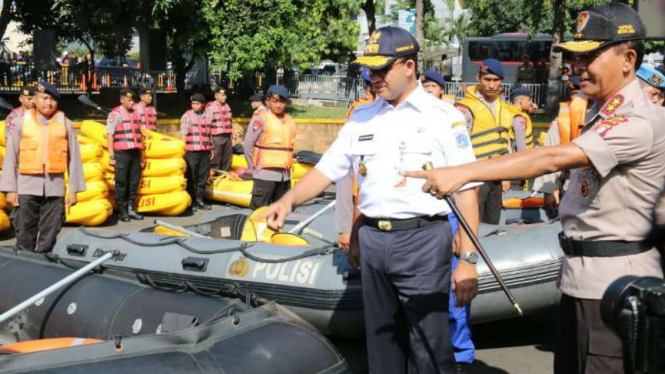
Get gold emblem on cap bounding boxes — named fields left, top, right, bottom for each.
left=650, top=74, right=663, bottom=86
left=617, top=24, right=636, bottom=35
left=368, top=31, right=381, bottom=44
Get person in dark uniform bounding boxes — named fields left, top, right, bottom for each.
left=244, top=85, right=296, bottom=210
left=261, top=27, right=480, bottom=374
left=0, top=82, right=85, bottom=253
left=205, top=87, right=233, bottom=171
left=404, top=5, right=664, bottom=374
left=107, top=88, right=144, bottom=222
left=180, top=93, right=212, bottom=212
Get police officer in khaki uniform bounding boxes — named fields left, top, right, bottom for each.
left=404, top=4, right=664, bottom=373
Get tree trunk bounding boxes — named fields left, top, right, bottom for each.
left=415, top=0, right=424, bottom=73
left=363, top=0, right=377, bottom=35
left=0, top=1, right=13, bottom=42
left=546, top=0, right=565, bottom=116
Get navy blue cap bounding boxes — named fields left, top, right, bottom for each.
left=249, top=93, right=264, bottom=102
left=555, top=3, right=646, bottom=53
left=479, top=59, right=504, bottom=79
left=355, top=26, right=420, bottom=70
left=190, top=93, right=206, bottom=103
left=119, top=88, right=136, bottom=100
left=267, top=85, right=289, bottom=100
left=20, top=86, right=35, bottom=96
left=422, top=70, right=445, bottom=87
left=361, top=67, right=371, bottom=84
left=637, top=63, right=665, bottom=90
left=35, top=81, right=60, bottom=100
left=509, top=86, right=531, bottom=100
left=568, top=76, right=582, bottom=90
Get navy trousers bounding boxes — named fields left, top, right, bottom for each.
left=359, top=220, right=456, bottom=374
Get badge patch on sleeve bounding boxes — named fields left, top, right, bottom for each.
left=593, top=116, right=628, bottom=138
left=358, top=134, right=374, bottom=142
left=107, top=112, right=117, bottom=125
left=456, top=133, right=470, bottom=148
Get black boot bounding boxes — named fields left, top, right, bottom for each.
left=127, top=206, right=144, bottom=220
left=118, top=204, right=131, bottom=222
left=456, top=363, right=468, bottom=374
left=196, top=200, right=211, bottom=210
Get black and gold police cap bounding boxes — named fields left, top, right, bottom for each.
left=354, top=26, right=420, bottom=70
left=139, top=88, right=153, bottom=95
left=555, top=3, right=646, bottom=53
left=119, top=88, right=136, bottom=100
left=20, top=86, right=35, bottom=97
left=213, top=87, right=227, bottom=95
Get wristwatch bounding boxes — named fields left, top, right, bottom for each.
left=460, top=251, right=479, bottom=264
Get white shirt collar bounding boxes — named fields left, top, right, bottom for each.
left=376, top=83, right=430, bottom=113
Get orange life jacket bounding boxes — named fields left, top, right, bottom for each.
left=253, top=111, right=296, bottom=170
left=183, top=110, right=212, bottom=152
left=111, top=106, right=144, bottom=151
left=558, top=95, right=588, bottom=144
left=18, top=109, right=68, bottom=175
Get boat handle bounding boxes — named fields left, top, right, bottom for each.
left=181, top=257, right=209, bottom=272
left=66, top=244, right=88, bottom=257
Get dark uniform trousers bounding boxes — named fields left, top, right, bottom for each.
left=184, top=151, right=210, bottom=203
left=554, top=294, right=624, bottom=374
left=211, top=134, right=233, bottom=171
left=359, top=219, right=456, bottom=374
left=114, top=149, right=142, bottom=209
left=478, top=181, right=502, bottom=224
left=17, top=195, right=65, bottom=253
left=249, top=179, right=291, bottom=210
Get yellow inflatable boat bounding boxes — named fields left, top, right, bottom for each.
left=142, top=158, right=187, bottom=177
left=68, top=180, right=109, bottom=202
left=142, top=128, right=186, bottom=159
left=65, top=162, right=105, bottom=182
left=231, top=154, right=248, bottom=170
left=136, top=190, right=191, bottom=216
left=79, top=143, right=103, bottom=163
left=0, top=209, right=10, bottom=231
left=0, top=145, right=5, bottom=167
left=65, top=199, right=113, bottom=226
left=291, top=161, right=313, bottom=182
left=105, top=175, right=186, bottom=195
left=204, top=174, right=253, bottom=208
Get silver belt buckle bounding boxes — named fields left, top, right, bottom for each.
left=377, top=220, right=392, bottom=231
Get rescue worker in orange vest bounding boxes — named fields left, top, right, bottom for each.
left=5, top=86, right=35, bottom=139
left=107, top=88, right=144, bottom=222
left=531, top=76, right=591, bottom=218
left=454, top=59, right=529, bottom=224
left=135, top=88, right=157, bottom=131
left=345, top=68, right=376, bottom=120
left=180, top=93, right=212, bottom=212
left=0, top=82, right=85, bottom=253
left=243, top=85, right=296, bottom=209
left=205, top=87, right=233, bottom=171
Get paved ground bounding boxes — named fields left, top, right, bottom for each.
left=0, top=201, right=556, bottom=374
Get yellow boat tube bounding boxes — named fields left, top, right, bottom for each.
left=204, top=174, right=253, bottom=208
left=0, top=209, right=10, bottom=231
left=136, top=190, right=191, bottom=216
left=142, top=157, right=187, bottom=177
left=65, top=199, right=113, bottom=226
left=68, top=180, right=109, bottom=202
left=66, top=162, right=105, bottom=182
left=106, top=175, right=186, bottom=195
left=142, top=128, right=186, bottom=159
left=79, top=143, right=103, bottom=163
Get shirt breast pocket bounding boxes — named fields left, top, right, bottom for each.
left=400, top=140, right=434, bottom=171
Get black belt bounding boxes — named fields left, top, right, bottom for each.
left=364, top=215, right=447, bottom=232
left=558, top=232, right=651, bottom=257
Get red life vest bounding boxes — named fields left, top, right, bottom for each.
left=111, top=106, right=144, bottom=151
left=205, top=101, right=232, bottom=135
left=183, top=110, right=212, bottom=152
left=135, top=103, right=157, bottom=131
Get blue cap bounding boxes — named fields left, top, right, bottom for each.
left=267, top=85, right=289, bottom=99
left=354, top=26, right=420, bottom=70
left=479, top=59, right=504, bottom=79
left=35, top=81, right=60, bottom=100
left=361, top=67, right=371, bottom=84
left=509, top=85, right=531, bottom=100
left=637, top=63, right=665, bottom=90
left=422, top=70, right=445, bottom=87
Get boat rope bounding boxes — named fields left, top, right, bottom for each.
left=79, top=228, right=336, bottom=263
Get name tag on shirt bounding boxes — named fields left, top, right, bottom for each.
left=358, top=134, right=374, bottom=142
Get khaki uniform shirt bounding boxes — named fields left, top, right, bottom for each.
left=559, top=79, right=665, bottom=299
left=0, top=112, right=86, bottom=196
